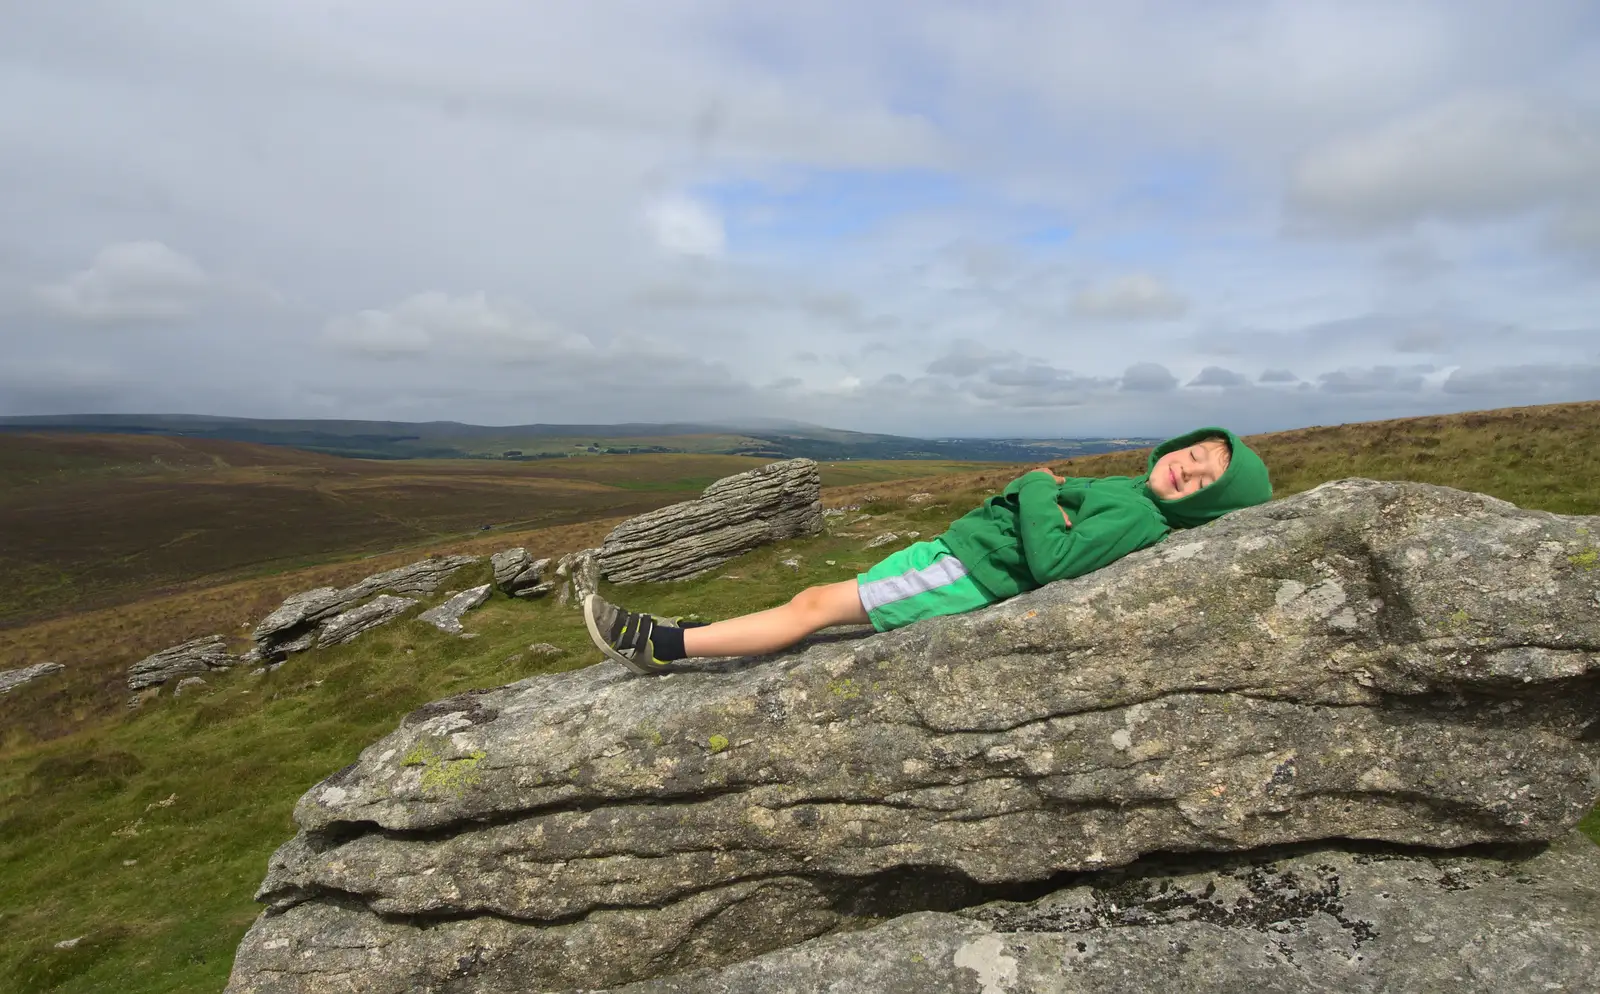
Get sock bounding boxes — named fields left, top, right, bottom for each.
left=650, top=620, right=707, bottom=662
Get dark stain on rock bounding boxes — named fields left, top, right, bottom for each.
left=401, top=688, right=500, bottom=729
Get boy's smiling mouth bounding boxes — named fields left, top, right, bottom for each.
left=1169, top=466, right=1178, bottom=493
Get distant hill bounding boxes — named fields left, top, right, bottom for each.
left=0, top=413, right=1161, bottom=462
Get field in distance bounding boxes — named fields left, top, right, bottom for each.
left=0, top=432, right=995, bottom=627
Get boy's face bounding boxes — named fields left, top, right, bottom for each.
left=1149, top=438, right=1230, bottom=501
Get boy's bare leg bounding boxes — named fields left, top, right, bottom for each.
left=681, top=580, right=870, bottom=658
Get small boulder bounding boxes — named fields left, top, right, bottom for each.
left=527, top=643, right=565, bottom=657
left=905, top=492, right=936, bottom=504
left=554, top=549, right=600, bottom=608
left=865, top=531, right=900, bottom=549
left=492, top=548, right=553, bottom=598
left=0, top=661, right=65, bottom=695
left=128, top=636, right=240, bottom=691
left=173, top=676, right=208, bottom=697
left=418, top=585, right=492, bottom=635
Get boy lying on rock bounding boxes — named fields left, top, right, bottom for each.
left=585, top=427, right=1271, bottom=674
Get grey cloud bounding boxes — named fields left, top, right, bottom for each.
left=1317, top=365, right=1431, bottom=393
left=926, top=341, right=1023, bottom=377
left=1070, top=274, right=1187, bottom=322
left=766, top=376, right=803, bottom=390
left=1120, top=362, right=1178, bottom=392
left=1289, top=96, right=1600, bottom=231
left=1187, top=366, right=1249, bottom=388
left=1442, top=363, right=1600, bottom=396
left=792, top=351, right=819, bottom=362
left=1259, top=369, right=1298, bottom=383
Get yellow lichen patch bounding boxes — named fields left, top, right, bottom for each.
left=401, top=735, right=487, bottom=795
left=420, top=750, right=487, bottom=795
left=707, top=734, right=729, bottom=754
left=828, top=677, right=862, bottom=699
left=1568, top=548, right=1598, bottom=571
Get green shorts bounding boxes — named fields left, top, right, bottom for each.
left=856, top=537, right=1001, bottom=632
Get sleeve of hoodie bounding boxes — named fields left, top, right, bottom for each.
left=1015, top=474, right=1168, bottom=586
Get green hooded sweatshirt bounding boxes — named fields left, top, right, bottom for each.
left=938, top=427, right=1272, bottom=600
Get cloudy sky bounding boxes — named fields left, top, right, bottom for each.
left=4, top=2, right=1599, bottom=437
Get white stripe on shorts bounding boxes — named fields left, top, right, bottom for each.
left=858, top=555, right=970, bottom=613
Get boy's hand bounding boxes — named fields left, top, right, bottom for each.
left=1030, top=465, right=1065, bottom=483
left=1061, top=507, right=1072, bottom=528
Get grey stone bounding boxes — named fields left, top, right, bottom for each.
left=595, top=459, right=822, bottom=584
left=128, top=635, right=240, bottom=690
left=227, top=480, right=1600, bottom=993
left=492, top=548, right=553, bottom=597
left=905, top=492, right=936, bottom=504
left=865, top=531, right=900, bottom=549
left=527, top=643, right=565, bottom=657
left=173, top=676, right=208, bottom=697
left=607, top=833, right=1600, bottom=993
left=252, top=555, right=478, bottom=657
left=553, top=548, right=600, bottom=608
left=417, top=585, right=492, bottom=635
left=316, top=596, right=418, bottom=647
left=0, top=661, right=65, bottom=695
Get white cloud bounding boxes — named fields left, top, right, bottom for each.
left=1070, top=274, right=1188, bottom=322
left=1289, top=95, right=1600, bottom=230
left=35, top=241, right=210, bottom=322
left=645, top=197, right=726, bottom=258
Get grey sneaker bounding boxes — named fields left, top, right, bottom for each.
left=584, top=593, right=673, bottom=675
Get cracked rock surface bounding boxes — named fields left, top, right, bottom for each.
left=596, top=458, right=822, bottom=584
left=610, top=832, right=1600, bottom=993
left=226, top=480, right=1600, bottom=993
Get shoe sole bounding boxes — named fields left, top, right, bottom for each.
left=583, top=593, right=653, bottom=675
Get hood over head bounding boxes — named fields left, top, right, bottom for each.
left=1143, top=427, right=1272, bottom=529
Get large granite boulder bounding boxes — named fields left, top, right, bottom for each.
left=492, top=548, right=554, bottom=598
left=610, top=832, right=1600, bottom=993
left=596, top=458, right=823, bottom=583
left=251, top=555, right=479, bottom=659
left=0, top=662, right=65, bottom=695
left=226, top=480, right=1600, bottom=993
left=128, top=635, right=241, bottom=691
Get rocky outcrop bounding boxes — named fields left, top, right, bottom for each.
left=128, top=635, right=241, bottom=690
left=0, top=662, right=65, bottom=695
left=251, top=555, right=479, bottom=659
left=595, top=458, right=823, bottom=584
left=610, top=832, right=1600, bottom=993
left=317, top=596, right=418, bottom=647
left=492, top=548, right=553, bottom=598
left=417, top=585, right=491, bottom=635
left=226, top=480, right=1600, bottom=993
left=553, top=548, right=600, bottom=608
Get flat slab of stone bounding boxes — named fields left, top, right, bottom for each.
left=596, top=459, right=822, bottom=583
left=417, top=584, right=491, bottom=635
left=0, top=662, right=65, bottom=695
left=128, top=635, right=239, bottom=690
left=227, top=480, right=1600, bottom=992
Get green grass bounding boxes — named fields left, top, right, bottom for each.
left=5, top=402, right=1600, bottom=992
